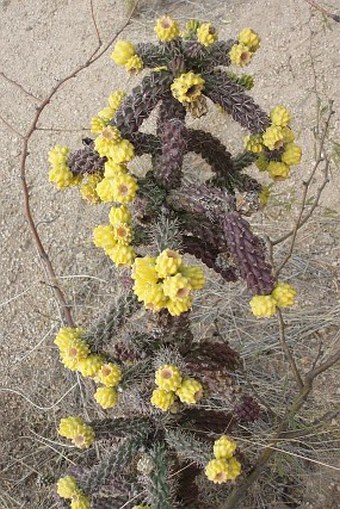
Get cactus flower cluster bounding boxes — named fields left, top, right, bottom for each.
left=57, top=475, right=91, bottom=509
left=250, top=281, right=297, bottom=317
left=205, top=435, right=241, bottom=483
left=54, top=327, right=122, bottom=408
left=151, top=364, right=203, bottom=411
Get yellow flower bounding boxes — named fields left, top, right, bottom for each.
left=171, top=72, right=205, bottom=104
left=238, top=28, right=261, bottom=51
left=267, top=161, right=290, bottom=180
left=94, top=386, right=118, bottom=409
left=154, top=15, right=180, bottom=42
left=111, top=173, right=138, bottom=203
left=113, top=223, right=133, bottom=246
left=108, top=90, right=126, bottom=111
left=133, top=281, right=167, bottom=311
left=96, top=363, right=122, bottom=387
left=282, top=126, right=295, bottom=143
left=249, top=295, right=277, bottom=317
left=107, top=245, right=136, bottom=267
left=271, top=282, right=296, bottom=308
left=197, top=23, right=218, bottom=47
left=230, top=43, right=253, bottom=67
left=95, top=178, right=115, bottom=203
left=98, top=106, right=116, bottom=122
left=205, top=458, right=230, bottom=484
left=281, top=143, right=302, bottom=166
left=70, top=493, right=91, bottom=509
left=262, top=126, right=285, bottom=150
left=80, top=174, right=102, bottom=204
left=77, top=354, right=104, bottom=378
left=111, top=40, right=136, bottom=65
left=132, top=256, right=158, bottom=283
left=155, top=249, right=182, bottom=278
left=60, top=338, right=90, bottom=371
left=179, top=265, right=205, bottom=290
left=93, top=224, right=116, bottom=251
left=255, top=154, right=269, bottom=172
left=226, top=457, right=242, bottom=480
left=125, top=55, right=144, bottom=74
left=133, top=506, right=151, bottom=509
left=109, top=205, right=132, bottom=225
left=109, top=139, right=135, bottom=165
left=155, top=365, right=182, bottom=391
left=54, top=327, right=84, bottom=351
left=90, top=115, right=108, bottom=134
left=163, top=273, right=192, bottom=301
left=151, top=388, right=175, bottom=411
left=176, top=378, right=203, bottom=404
left=213, top=435, right=237, bottom=459
left=244, top=134, right=263, bottom=153
left=94, top=127, right=122, bottom=158
left=166, top=296, right=193, bottom=316
left=270, top=105, right=292, bottom=127
left=48, top=145, right=81, bottom=189
left=56, top=476, right=79, bottom=499
left=58, top=416, right=95, bottom=449
left=104, top=160, right=127, bottom=178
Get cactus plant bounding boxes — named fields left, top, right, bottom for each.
left=49, top=17, right=301, bottom=508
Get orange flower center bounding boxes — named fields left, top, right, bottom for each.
left=101, top=365, right=112, bottom=377
left=118, top=184, right=129, bottom=196
left=177, top=287, right=189, bottom=299
left=74, top=434, right=85, bottom=446
left=160, top=368, right=173, bottom=380
left=69, top=347, right=78, bottom=358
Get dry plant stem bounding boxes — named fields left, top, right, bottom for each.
left=220, top=348, right=340, bottom=509
left=0, top=70, right=41, bottom=100
left=19, top=0, right=140, bottom=327
left=277, top=309, right=304, bottom=389
left=303, top=0, right=340, bottom=22
left=272, top=100, right=333, bottom=273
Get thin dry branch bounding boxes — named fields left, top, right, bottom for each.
left=272, top=100, right=333, bottom=275
left=220, top=347, right=340, bottom=509
left=18, top=0, right=141, bottom=327
left=277, top=310, right=304, bottom=389
left=303, top=0, right=340, bottom=22
left=0, top=70, right=41, bottom=101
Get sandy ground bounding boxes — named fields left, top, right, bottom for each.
left=0, top=0, right=339, bottom=507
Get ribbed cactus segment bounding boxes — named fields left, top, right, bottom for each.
left=82, top=435, right=146, bottom=494
left=165, top=429, right=211, bottom=465
left=157, top=93, right=186, bottom=130
left=135, top=42, right=170, bottom=68
left=233, top=173, right=262, bottom=194
left=223, top=212, right=275, bottom=294
left=232, top=150, right=257, bottom=172
left=68, top=142, right=106, bottom=175
left=146, top=443, right=173, bottom=509
left=127, top=132, right=161, bottom=157
left=153, top=311, right=193, bottom=354
left=157, top=119, right=187, bottom=189
left=91, top=417, right=152, bottom=439
left=234, top=395, right=261, bottom=423
left=188, top=341, right=241, bottom=372
left=168, top=183, right=235, bottom=219
left=182, top=408, right=234, bottom=435
left=84, top=295, right=138, bottom=352
left=206, top=39, right=235, bottom=66
left=113, top=71, right=173, bottom=136
left=187, top=129, right=234, bottom=188
left=182, top=235, right=238, bottom=282
left=203, top=70, right=270, bottom=133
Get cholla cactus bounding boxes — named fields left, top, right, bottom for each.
left=48, top=16, right=301, bottom=508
